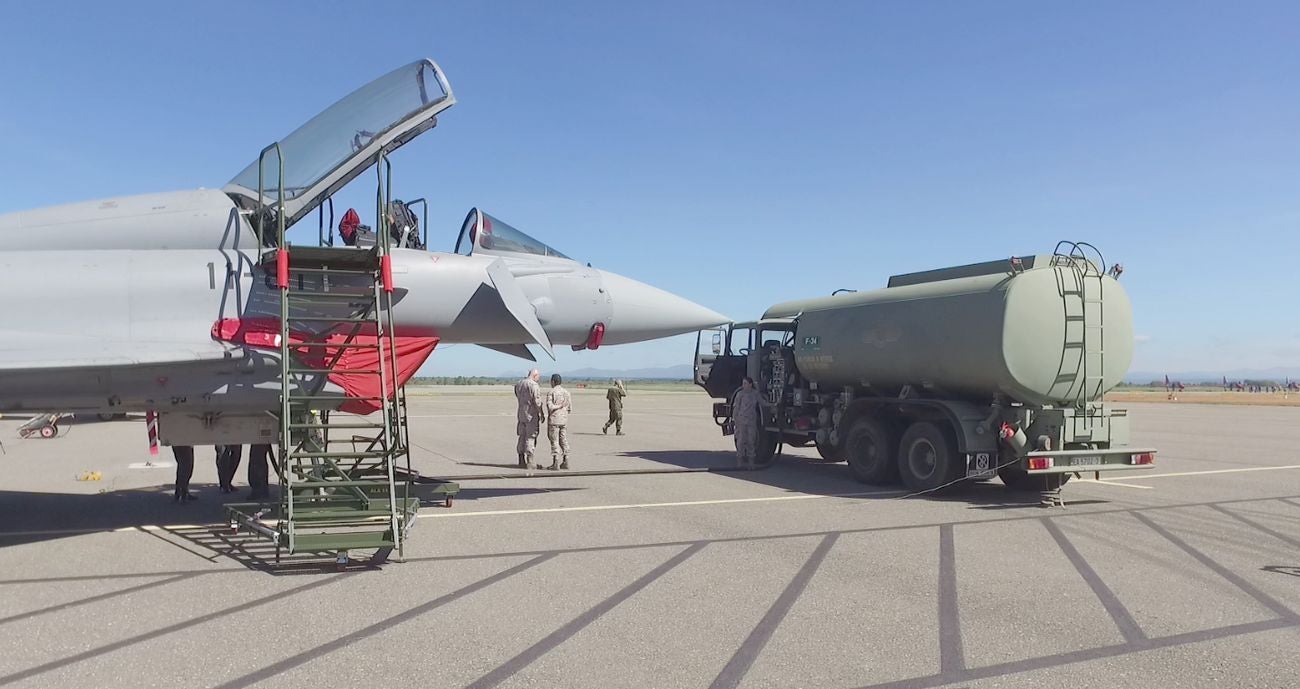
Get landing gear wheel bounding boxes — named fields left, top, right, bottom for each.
left=444, top=496, right=453, bottom=508
left=897, top=422, right=961, bottom=493
left=844, top=417, right=898, bottom=484
left=998, top=469, right=1072, bottom=492
left=39, top=425, right=57, bottom=439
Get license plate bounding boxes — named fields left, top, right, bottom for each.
left=1069, top=455, right=1103, bottom=466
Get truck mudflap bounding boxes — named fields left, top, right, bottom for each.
left=1021, top=448, right=1157, bottom=475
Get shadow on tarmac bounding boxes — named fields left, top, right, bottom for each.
left=0, top=482, right=580, bottom=549
left=617, top=449, right=1117, bottom=509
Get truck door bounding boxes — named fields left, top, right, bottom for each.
left=694, top=327, right=726, bottom=387
left=698, top=325, right=751, bottom=399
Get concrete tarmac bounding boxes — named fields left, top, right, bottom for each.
left=0, top=389, right=1297, bottom=688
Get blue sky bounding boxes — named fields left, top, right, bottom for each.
left=2, top=1, right=1297, bottom=377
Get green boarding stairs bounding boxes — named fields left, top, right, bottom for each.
left=226, top=147, right=417, bottom=567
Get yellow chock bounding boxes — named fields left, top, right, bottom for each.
left=76, top=471, right=103, bottom=482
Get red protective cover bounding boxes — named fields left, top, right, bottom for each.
left=211, top=318, right=438, bottom=414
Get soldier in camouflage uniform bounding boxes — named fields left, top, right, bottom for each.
left=602, top=379, right=626, bottom=435
left=546, top=374, right=573, bottom=470
left=732, top=377, right=762, bottom=469
left=514, top=369, right=544, bottom=469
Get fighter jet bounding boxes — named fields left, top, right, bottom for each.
left=0, top=59, right=727, bottom=428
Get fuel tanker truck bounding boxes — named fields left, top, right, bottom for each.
left=693, top=243, right=1155, bottom=499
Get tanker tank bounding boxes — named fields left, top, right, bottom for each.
left=762, top=254, right=1133, bottom=408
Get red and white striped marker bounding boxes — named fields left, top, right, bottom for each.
left=145, top=410, right=159, bottom=455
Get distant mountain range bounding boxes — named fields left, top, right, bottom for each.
left=1127, top=367, right=1300, bottom=383
left=497, top=364, right=694, bottom=380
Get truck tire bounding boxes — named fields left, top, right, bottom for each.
left=844, top=416, right=898, bottom=484
left=897, top=422, right=961, bottom=493
left=815, top=439, right=843, bottom=463
left=998, top=469, right=1071, bottom=492
left=754, top=428, right=780, bottom=467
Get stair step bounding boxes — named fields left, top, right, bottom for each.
left=286, top=267, right=376, bottom=276
left=288, top=367, right=385, bottom=375
left=292, top=531, right=395, bottom=553
left=289, top=480, right=392, bottom=489
left=287, top=343, right=382, bottom=352
left=265, top=246, right=382, bottom=268
left=291, top=499, right=417, bottom=517
left=287, top=422, right=386, bottom=430
left=285, top=292, right=377, bottom=301
left=289, top=451, right=390, bottom=460
left=286, top=316, right=376, bottom=323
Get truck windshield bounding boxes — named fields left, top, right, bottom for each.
left=226, top=61, right=450, bottom=200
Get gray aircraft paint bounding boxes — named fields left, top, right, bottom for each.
left=0, top=58, right=728, bottom=422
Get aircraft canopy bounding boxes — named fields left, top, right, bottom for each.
left=224, top=59, right=454, bottom=230
left=455, top=208, right=570, bottom=260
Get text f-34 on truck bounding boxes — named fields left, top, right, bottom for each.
left=694, top=242, right=1155, bottom=506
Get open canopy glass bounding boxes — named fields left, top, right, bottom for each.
left=225, top=59, right=454, bottom=229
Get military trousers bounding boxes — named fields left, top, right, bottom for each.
left=734, top=423, right=758, bottom=467
left=603, top=408, right=623, bottom=433
left=548, top=423, right=570, bottom=460
left=517, top=419, right=541, bottom=462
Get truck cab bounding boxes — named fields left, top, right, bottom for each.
left=695, top=319, right=808, bottom=463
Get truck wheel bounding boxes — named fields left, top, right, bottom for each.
left=814, top=440, right=843, bottom=463
left=897, top=422, right=960, bottom=493
left=754, top=429, right=780, bottom=467
left=998, top=469, right=1072, bottom=492
left=844, top=417, right=897, bottom=484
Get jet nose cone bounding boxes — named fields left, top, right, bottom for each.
left=598, top=270, right=730, bottom=344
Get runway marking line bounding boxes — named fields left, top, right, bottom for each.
left=1075, top=479, right=1154, bottom=490
left=417, top=489, right=904, bottom=519
left=1121, top=464, right=1300, bottom=480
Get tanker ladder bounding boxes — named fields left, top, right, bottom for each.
left=1050, top=241, right=1108, bottom=425
left=225, top=146, right=417, bottom=569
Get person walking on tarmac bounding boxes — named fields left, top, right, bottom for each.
left=172, top=445, right=197, bottom=502
left=215, top=444, right=243, bottom=494
left=514, top=369, right=545, bottom=469
left=546, top=374, right=573, bottom=470
left=732, top=377, right=763, bottom=469
left=602, top=379, right=627, bottom=435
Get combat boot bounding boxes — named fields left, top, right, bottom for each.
left=548, top=458, right=559, bottom=471
left=602, top=424, right=609, bottom=435
left=517, top=453, right=527, bottom=469
left=560, top=457, right=569, bottom=470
